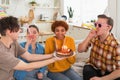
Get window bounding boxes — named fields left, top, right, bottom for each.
left=63, top=0, right=108, bottom=23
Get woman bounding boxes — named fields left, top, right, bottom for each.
left=0, top=16, right=64, bottom=80
left=45, top=20, right=82, bottom=80
left=14, top=25, right=50, bottom=80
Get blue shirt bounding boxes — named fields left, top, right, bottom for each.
left=14, top=42, right=46, bottom=80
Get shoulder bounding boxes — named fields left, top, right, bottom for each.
left=0, top=41, right=3, bottom=47
left=46, top=36, right=54, bottom=42
left=65, top=36, right=74, bottom=41
left=19, top=42, right=26, bottom=45
left=19, top=42, right=26, bottom=47
left=0, top=41, right=5, bottom=52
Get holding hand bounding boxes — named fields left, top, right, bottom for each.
left=88, top=29, right=97, bottom=39
left=26, top=35, right=33, bottom=45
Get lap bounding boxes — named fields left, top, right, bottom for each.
left=47, top=71, right=71, bottom=80
left=24, top=70, right=50, bottom=80
left=47, top=68, right=82, bottom=80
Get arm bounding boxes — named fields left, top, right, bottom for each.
left=90, top=45, right=120, bottom=80
left=20, top=51, right=53, bottom=62
left=77, top=37, right=90, bottom=52
left=101, top=70, right=120, bottom=80
left=90, top=70, right=120, bottom=80
left=13, top=56, right=60, bottom=71
left=24, top=35, right=32, bottom=50
left=66, top=56, right=76, bottom=64
left=78, top=30, right=96, bottom=53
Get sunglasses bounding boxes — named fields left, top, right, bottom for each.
left=94, top=23, right=102, bottom=28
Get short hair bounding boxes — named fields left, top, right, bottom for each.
left=0, top=16, right=20, bottom=36
left=98, top=14, right=113, bottom=31
left=27, top=24, right=39, bottom=33
left=51, top=20, right=69, bottom=32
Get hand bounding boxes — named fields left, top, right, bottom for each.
left=26, top=35, right=33, bottom=45
left=90, top=76, right=102, bottom=80
left=37, top=72, right=43, bottom=80
left=53, top=52, right=67, bottom=60
left=88, top=29, right=97, bottom=39
left=52, top=55, right=66, bottom=61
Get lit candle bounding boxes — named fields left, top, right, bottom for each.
left=62, top=45, right=70, bottom=52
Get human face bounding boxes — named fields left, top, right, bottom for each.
left=95, top=18, right=110, bottom=36
left=10, top=29, right=21, bottom=41
left=54, top=26, right=67, bottom=39
left=27, top=27, right=39, bottom=41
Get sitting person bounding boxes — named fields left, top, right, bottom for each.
left=0, top=16, right=65, bottom=80
left=14, top=25, right=50, bottom=80
left=45, top=20, right=82, bottom=80
left=78, top=14, right=120, bottom=80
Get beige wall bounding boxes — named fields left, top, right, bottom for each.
left=116, top=0, right=120, bottom=40
left=105, top=0, right=120, bottom=40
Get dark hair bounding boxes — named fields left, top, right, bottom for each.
left=51, top=20, right=69, bottom=32
left=0, top=16, right=20, bottom=36
left=98, top=14, right=113, bottom=31
left=27, top=24, right=39, bottom=33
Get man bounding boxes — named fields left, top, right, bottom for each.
left=78, top=14, right=120, bottom=80
left=0, top=16, right=65, bottom=80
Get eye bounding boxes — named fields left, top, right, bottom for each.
left=55, top=29, right=59, bottom=32
left=33, top=31, right=37, bottom=34
left=94, top=23, right=102, bottom=28
left=98, top=24, right=102, bottom=27
left=94, top=23, right=97, bottom=27
left=61, top=29, right=65, bottom=32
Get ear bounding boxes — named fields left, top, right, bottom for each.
left=108, top=25, right=112, bottom=32
left=6, top=29, right=12, bottom=36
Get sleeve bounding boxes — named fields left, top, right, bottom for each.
left=0, top=51, right=20, bottom=71
left=19, top=42, right=25, bottom=48
left=16, top=42, right=26, bottom=56
left=66, top=56, right=76, bottom=64
left=114, top=45, right=120, bottom=69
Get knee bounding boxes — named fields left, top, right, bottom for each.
left=83, top=65, right=93, bottom=73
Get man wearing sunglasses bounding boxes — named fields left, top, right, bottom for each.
left=78, top=14, right=120, bottom=80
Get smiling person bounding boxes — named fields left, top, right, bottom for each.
left=45, top=20, right=82, bottom=80
left=78, top=14, right=120, bottom=80
left=0, top=16, right=65, bottom=80
left=14, top=25, right=50, bottom=80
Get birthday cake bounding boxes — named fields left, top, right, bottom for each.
left=56, top=46, right=74, bottom=57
